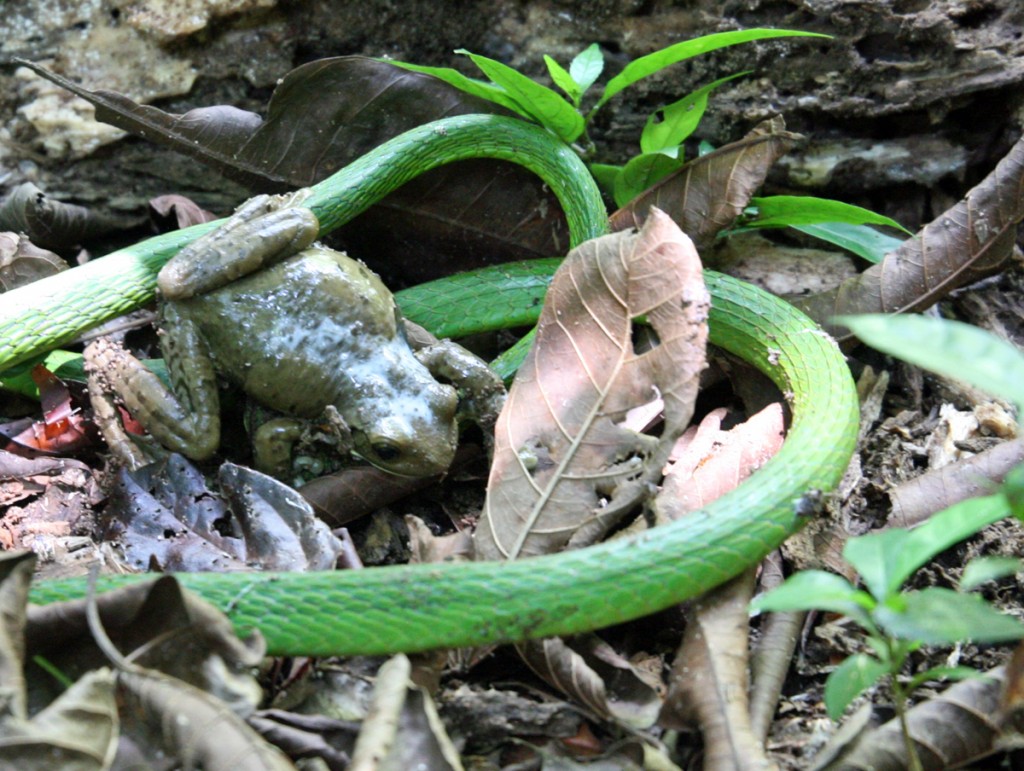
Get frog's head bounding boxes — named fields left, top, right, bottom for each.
left=351, top=380, right=459, bottom=477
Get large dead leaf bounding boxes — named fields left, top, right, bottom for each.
left=21, top=57, right=568, bottom=282
left=474, top=208, right=709, bottom=562
left=608, top=116, right=801, bottom=252
left=797, top=133, right=1024, bottom=337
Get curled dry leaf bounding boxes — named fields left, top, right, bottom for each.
left=608, top=116, right=802, bottom=251
left=798, top=134, right=1024, bottom=338
left=0, top=232, right=65, bottom=292
left=474, top=208, right=709, bottom=561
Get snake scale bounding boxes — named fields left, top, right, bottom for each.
left=6, top=114, right=859, bottom=655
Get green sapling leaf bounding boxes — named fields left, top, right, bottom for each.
left=544, top=54, right=581, bottom=105
left=588, top=162, right=622, bottom=198
left=824, top=653, right=889, bottom=720
left=457, top=49, right=585, bottom=142
left=639, top=71, right=749, bottom=155
left=612, top=152, right=685, bottom=207
left=875, top=587, right=1024, bottom=645
left=906, top=665, right=988, bottom=692
left=596, top=29, right=830, bottom=110
left=744, top=196, right=911, bottom=233
left=838, top=314, right=1024, bottom=415
left=751, top=570, right=874, bottom=626
left=382, top=59, right=528, bottom=117
left=844, top=494, right=1010, bottom=600
left=959, top=556, right=1022, bottom=591
left=791, top=222, right=906, bottom=263
left=569, top=43, right=604, bottom=95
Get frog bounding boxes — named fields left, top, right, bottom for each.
left=86, top=191, right=505, bottom=480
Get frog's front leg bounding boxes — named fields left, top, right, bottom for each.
left=251, top=405, right=353, bottom=481
left=158, top=191, right=319, bottom=300
left=411, top=336, right=507, bottom=450
left=85, top=305, right=222, bottom=462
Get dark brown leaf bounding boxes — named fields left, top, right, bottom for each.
left=21, top=57, right=569, bottom=281
left=0, top=182, right=120, bottom=250
left=798, top=134, right=1024, bottom=337
left=609, top=116, right=802, bottom=252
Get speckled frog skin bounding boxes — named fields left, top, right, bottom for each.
left=88, top=193, right=465, bottom=478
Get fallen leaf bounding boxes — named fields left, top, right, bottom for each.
left=474, top=208, right=709, bottom=561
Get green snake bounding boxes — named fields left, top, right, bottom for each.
left=9, top=114, right=859, bottom=656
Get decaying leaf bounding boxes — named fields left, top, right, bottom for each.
left=0, top=182, right=121, bottom=250
left=0, top=231, right=66, bottom=292
left=474, top=208, right=709, bottom=561
left=515, top=636, right=663, bottom=728
left=102, top=456, right=345, bottom=572
left=798, top=134, right=1024, bottom=338
left=115, top=668, right=296, bottom=771
left=658, top=405, right=785, bottom=767
left=608, top=116, right=802, bottom=252
left=812, top=668, right=1005, bottom=770
left=348, top=654, right=463, bottom=771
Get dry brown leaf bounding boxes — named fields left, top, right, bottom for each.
left=474, top=208, right=709, bottom=561
left=813, top=668, right=1005, bottom=770
left=608, top=116, right=802, bottom=251
left=656, top=405, right=785, bottom=769
left=798, top=134, right=1024, bottom=337
left=515, top=636, right=663, bottom=728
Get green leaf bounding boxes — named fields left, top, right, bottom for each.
left=588, top=162, right=621, bottom=197
left=640, top=71, right=749, bottom=154
left=751, top=570, right=874, bottom=626
left=612, top=152, right=685, bottom=207
left=824, top=653, right=889, bottom=720
left=544, top=54, right=581, bottom=105
left=596, top=29, right=830, bottom=109
left=837, top=314, right=1024, bottom=415
left=793, top=222, right=906, bottom=263
left=876, top=587, right=1024, bottom=644
left=383, top=59, right=529, bottom=117
left=745, top=195, right=911, bottom=233
left=457, top=50, right=585, bottom=142
left=906, top=665, right=988, bottom=692
left=960, top=556, right=1022, bottom=591
left=569, top=43, right=604, bottom=95
left=844, top=494, right=1010, bottom=600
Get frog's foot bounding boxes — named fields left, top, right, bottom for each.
left=85, top=340, right=151, bottom=470
left=252, top=405, right=354, bottom=482
left=413, top=339, right=506, bottom=453
left=84, top=338, right=221, bottom=463
left=158, top=191, right=320, bottom=300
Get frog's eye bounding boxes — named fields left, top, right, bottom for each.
left=370, top=442, right=402, bottom=462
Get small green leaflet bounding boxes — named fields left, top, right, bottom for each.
left=874, top=587, right=1024, bottom=645
left=544, top=55, right=581, bottom=105
left=838, top=313, right=1024, bottom=414
left=382, top=59, right=527, bottom=117
left=595, top=28, right=829, bottom=110
left=457, top=50, right=585, bottom=142
left=824, top=653, right=889, bottom=719
left=640, top=71, right=750, bottom=155
left=612, top=153, right=685, bottom=207
left=569, top=44, right=604, bottom=95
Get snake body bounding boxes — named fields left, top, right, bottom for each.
left=9, top=115, right=860, bottom=656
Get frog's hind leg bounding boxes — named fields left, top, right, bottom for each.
left=85, top=321, right=222, bottom=463
left=158, top=193, right=320, bottom=300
